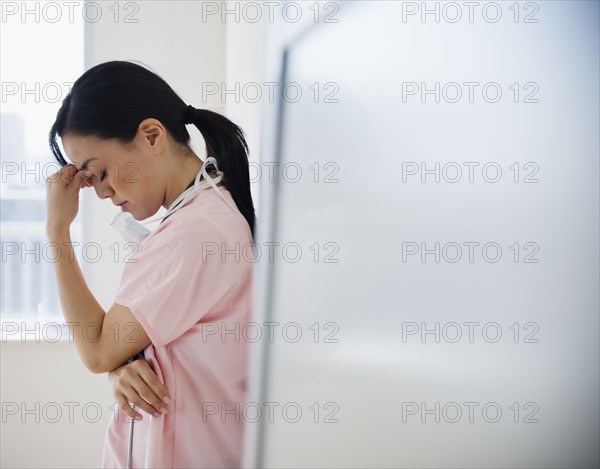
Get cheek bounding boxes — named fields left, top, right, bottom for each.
left=122, top=179, right=164, bottom=213
left=118, top=165, right=165, bottom=212
left=114, top=166, right=145, bottom=195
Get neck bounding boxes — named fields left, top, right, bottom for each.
left=162, top=156, right=203, bottom=209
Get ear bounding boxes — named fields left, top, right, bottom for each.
left=137, top=118, right=166, bottom=154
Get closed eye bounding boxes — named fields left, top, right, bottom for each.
left=100, top=170, right=107, bottom=182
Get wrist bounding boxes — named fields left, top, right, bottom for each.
left=46, top=224, right=71, bottom=242
left=108, top=364, right=124, bottom=380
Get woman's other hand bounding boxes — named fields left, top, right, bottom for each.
left=109, top=360, right=171, bottom=421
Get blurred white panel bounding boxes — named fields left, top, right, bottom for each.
left=254, top=1, right=599, bottom=468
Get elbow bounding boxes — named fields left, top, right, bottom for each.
left=83, top=357, right=105, bottom=374
left=82, top=354, right=111, bottom=374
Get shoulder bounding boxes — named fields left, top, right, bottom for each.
left=139, top=187, right=252, bottom=255
left=177, top=187, right=252, bottom=243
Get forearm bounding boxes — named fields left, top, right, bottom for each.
left=50, top=228, right=106, bottom=371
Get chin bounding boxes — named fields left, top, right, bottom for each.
left=130, top=210, right=146, bottom=221
left=132, top=206, right=159, bottom=222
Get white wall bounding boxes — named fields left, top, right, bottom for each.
left=224, top=1, right=266, bottom=213
left=1, top=341, right=111, bottom=468
left=240, top=6, right=330, bottom=466
left=251, top=2, right=599, bottom=468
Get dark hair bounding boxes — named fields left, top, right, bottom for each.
left=48, top=60, right=255, bottom=237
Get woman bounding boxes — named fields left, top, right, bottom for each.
left=46, top=60, right=255, bottom=468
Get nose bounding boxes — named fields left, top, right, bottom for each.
left=94, top=180, right=114, bottom=200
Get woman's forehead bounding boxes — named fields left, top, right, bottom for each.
left=62, top=134, right=113, bottom=167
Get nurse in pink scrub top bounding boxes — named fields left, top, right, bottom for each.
left=46, top=61, right=256, bottom=468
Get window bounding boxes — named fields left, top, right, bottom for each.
left=1, top=5, right=84, bottom=337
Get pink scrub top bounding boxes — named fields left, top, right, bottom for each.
left=102, top=185, right=254, bottom=468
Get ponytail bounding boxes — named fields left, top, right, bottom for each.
left=48, top=60, right=255, bottom=237
left=187, top=108, right=255, bottom=238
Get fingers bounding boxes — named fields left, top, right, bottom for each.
left=45, top=163, right=96, bottom=190
left=123, top=384, right=160, bottom=418
left=114, top=361, right=170, bottom=418
left=131, top=361, right=170, bottom=416
left=129, top=378, right=167, bottom=417
left=71, top=168, right=88, bottom=190
left=46, top=164, right=71, bottom=184
left=45, top=164, right=80, bottom=186
left=115, top=390, right=143, bottom=422
left=116, top=377, right=156, bottom=419
left=137, top=361, right=171, bottom=405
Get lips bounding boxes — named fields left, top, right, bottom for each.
left=114, top=201, right=128, bottom=209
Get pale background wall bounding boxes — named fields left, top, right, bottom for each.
left=246, top=2, right=600, bottom=468
left=1, top=1, right=266, bottom=467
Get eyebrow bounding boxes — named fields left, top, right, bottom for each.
left=78, top=157, right=97, bottom=171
